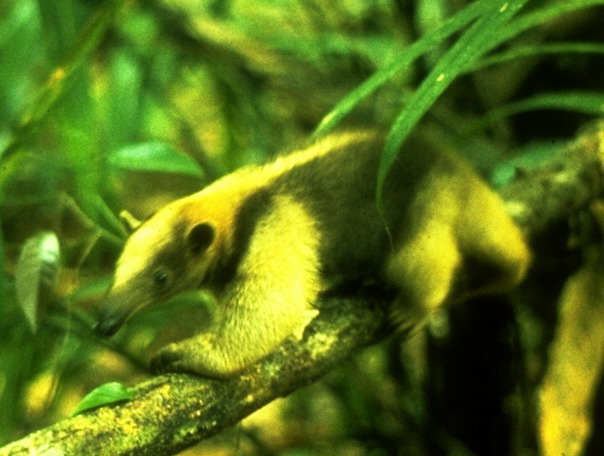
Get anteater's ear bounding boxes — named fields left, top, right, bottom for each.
left=187, top=223, right=215, bottom=255
left=119, top=210, right=142, bottom=233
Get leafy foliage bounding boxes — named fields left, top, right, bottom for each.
left=15, top=231, right=60, bottom=333
left=72, top=381, right=133, bottom=416
left=0, top=0, right=604, bottom=454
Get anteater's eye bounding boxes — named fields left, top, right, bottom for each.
left=153, top=270, right=170, bottom=288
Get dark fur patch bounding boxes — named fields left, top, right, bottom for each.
left=270, top=132, right=445, bottom=282
left=210, top=189, right=273, bottom=288
left=207, top=131, right=455, bottom=291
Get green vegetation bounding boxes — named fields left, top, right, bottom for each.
left=1, top=0, right=604, bottom=454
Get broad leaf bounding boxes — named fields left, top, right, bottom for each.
left=15, top=231, right=61, bottom=333
left=109, top=142, right=204, bottom=178
left=72, top=382, right=134, bottom=416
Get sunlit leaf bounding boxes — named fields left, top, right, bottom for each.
left=72, top=382, right=134, bottom=416
left=15, top=231, right=61, bottom=333
left=109, top=142, right=204, bottom=178
left=472, top=42, right=604, bottom=71
left=466, top=91, right=604, bottom=133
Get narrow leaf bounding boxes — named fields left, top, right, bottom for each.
left=465, top=91, right=604, bottom=133
left=472, top=42, right=604, bottom=71
left=498, top=0, right=604, bottom=47
left=377, top=0, right=530, bottom=205
left=312, top=0, right=488, bottom=137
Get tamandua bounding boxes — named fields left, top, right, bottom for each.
left=94, top=130, right=530, bottom=377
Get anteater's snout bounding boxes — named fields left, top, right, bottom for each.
left=93, top=315, right=123, bottom=337
left=93, top=291, right=134, bottom=337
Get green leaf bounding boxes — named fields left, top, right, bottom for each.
left=71, top=193, right=127, bottom=246
left=466, top=91, right=604, bottom=133
left=496, top=0, right=604, bottom=46
left=0, top=219, right=6, bottom=314
left=472, top=42, right=604, bottom=71
left=490, top=140, right=567, bottom=188
left=109, top=142, right=204, bottom=178
left=2, top=0, right=123, bottom=160
left=377, top=0, right=530, bottom=206
left=106, top=49, right=144, bottom=152
left=313, top=0, right=487, bottom=137
left=15, top=231, right=61, bottom=333
left=72, top=382, right=134, bottom=416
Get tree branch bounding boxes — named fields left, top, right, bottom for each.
left=500, top=121, right=604, bottom=234
left=2, top=121, right=604, bottom=456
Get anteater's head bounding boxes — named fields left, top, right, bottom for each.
left=94, top=200, right=218, bottom=337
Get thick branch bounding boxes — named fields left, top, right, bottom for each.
left=500, top=120, right=604, bottom=234
left=2, top=121, right=604, bottom=456
left=1, top=296, right=389, bottom=456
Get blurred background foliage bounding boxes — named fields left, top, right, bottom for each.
left=1, top=0, right=604, bottom=455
